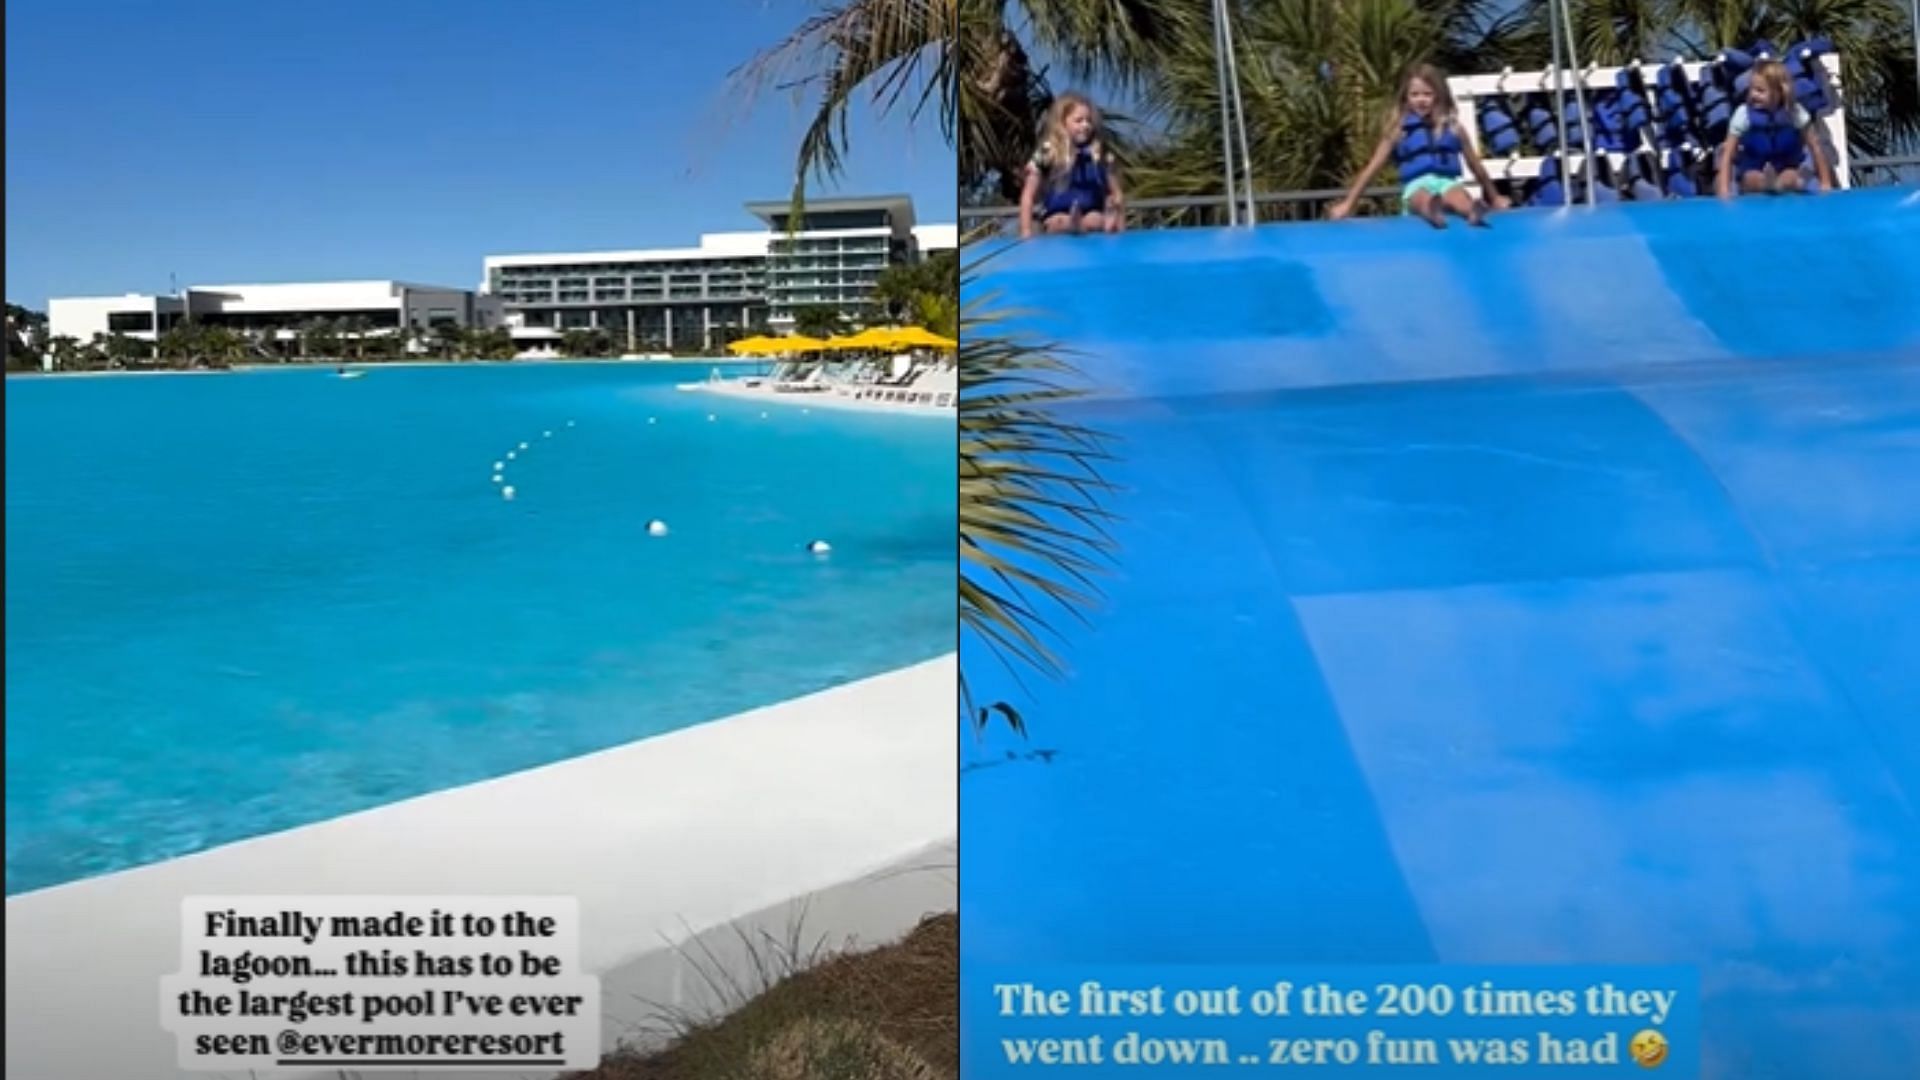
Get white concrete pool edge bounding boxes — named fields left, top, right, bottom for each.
left=5, top=654, right=957, bottom=1080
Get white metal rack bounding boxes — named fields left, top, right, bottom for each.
left=1446, top=52, right=1851, bottom=198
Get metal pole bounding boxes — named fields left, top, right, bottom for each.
left=1218, top=0, right=1257, bottom=225
left=1212, top=0, right=1239, bottom=226
left=1556, top=0, right=1599, bottom=204
left=1548, top=0, right=1571, bottom=199
left=1911, top=0, right=1919, bottom=114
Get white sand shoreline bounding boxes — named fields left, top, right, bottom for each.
left=5, top=367, right=231, bottom=379
left=5, top=654, right=957, bottom=1080
left=689, top=377, right=955, bottom=418
left=6, top=357, right=757, bottom=379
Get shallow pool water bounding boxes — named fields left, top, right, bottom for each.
left=5, top=362, right=954, bottom=895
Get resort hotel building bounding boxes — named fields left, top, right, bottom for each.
left=42, top=194, right=955, bottom=357
left=482, top=195, right=957, bottom=353
left=48, top=280, right=499, bottom=344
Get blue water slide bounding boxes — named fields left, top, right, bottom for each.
left=960, top=188, right=1920, bottom=1079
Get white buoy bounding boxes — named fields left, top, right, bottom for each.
left=502, top=486, right=516, bottom=500
left=507, top=451, right=517, bottom=460
left=493, top=474, right=504, bottom=485
left=493, top=460, right=504, bottom=470
left=760, top=412, right=769, bottom=419
left=518, top=441, right=529, bottom=450
left=802, top=409, right=811, bottom=415
left=647, top=520, right=669, bottom=537
left=807, top=540, right=832, bottom=555
left=707, top=414, right=716, bottom=422
left=648, top=417, right=657, bottom=424
left=567, top=420, right=576, bottom=427
left=543, top=430, right=553, bottom=438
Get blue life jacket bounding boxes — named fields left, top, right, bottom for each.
left=1040, top=144, right=1109, bottom=216
left=1479, top=103, right=1520, bottom=156
left=1737, top=106, right=1803, bottom=170
left=1394, top=113, right=1462, bottom=182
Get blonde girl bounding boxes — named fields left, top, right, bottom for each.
left=1717, top=59, right=1835, bottom=197
left=1019, top=92, right=1125, bottom=238
left=1331, top=64, right=1507, bottom=228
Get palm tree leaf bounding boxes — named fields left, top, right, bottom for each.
left=957, top=237, right=1123, bottom=731
left=730, top=0, right=955, bottom=206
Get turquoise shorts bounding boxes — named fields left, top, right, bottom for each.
left=1401, top=175, right=1463, bottom=212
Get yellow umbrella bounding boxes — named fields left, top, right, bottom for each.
left=726, top=335, right=782, bottom=356
left=823, top=327, right=898, bottom=351
left=882, top=326, right=956, bottom=350
left=777, top=334, right=830, bottom=353
left=730, top=334, right=828, bottom=355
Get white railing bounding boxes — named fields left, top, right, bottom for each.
left=1447, top=43, right=1852, bottom=201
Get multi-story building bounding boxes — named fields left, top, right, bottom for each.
left=746, top=194, right=922, bottom=330
left=482, top=230, right=769, bottom=355
left=482, top=194, right=951, bottom=352
left=48, top=280, right=497, bottom=344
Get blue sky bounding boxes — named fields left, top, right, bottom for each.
left=4, top=0, right=956, bottom=310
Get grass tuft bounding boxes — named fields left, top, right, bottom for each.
left=566, top=911, right=957, bottom=1080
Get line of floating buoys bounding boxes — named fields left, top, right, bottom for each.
left=494, top=419, right=581, bottom=501
left=488, top=411, right=834, bottom=546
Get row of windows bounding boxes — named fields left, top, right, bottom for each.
left=491, top=242, right=920, bottom=283
left=516, top=305, right=762, bottom=331
left=499, top=290, right=754, bottom=305
left=769, top=257, right=885, bottom=268
left=494, top=259, right=762, bottom=279
left=758, top=209, right=894, bottom=231
left=769, top=278, right=880, bottom=291
left=498, top=273, right=762, bottom=290
left=768, top=242, right=890, bottom=256
left=773, top=296, right=885, bottom=308
left=494, top=253, right=897, bottom=288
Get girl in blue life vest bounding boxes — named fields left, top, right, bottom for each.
left=1019, top=92, right=1125, bottom=239
left=1716, top=59, right=1835, bottom=198
left=1331, top=64, right=1508, bottom=228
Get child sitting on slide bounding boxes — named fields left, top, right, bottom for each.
left=1331, top=63, right=1508, bottom=228
left=1716, top=60, right=1836, bottom=198
left=1019, top=93, right=1125, bottom=239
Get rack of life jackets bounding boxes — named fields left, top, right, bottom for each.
left=1444, top=40, right=1851, bottom=208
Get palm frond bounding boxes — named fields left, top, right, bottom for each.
left=1014, top=0, right=1213, bottom=89
left=958, top=237, right=1122, bottom=733
left=730, top=0, right=956, bottom=207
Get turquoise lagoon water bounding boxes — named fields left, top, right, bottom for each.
left=4, top=362, right=955, bottom=895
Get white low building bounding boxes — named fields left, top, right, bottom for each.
left=913, top=223, right=959, bottom=257
left=48, top=280, right=499, bottom=343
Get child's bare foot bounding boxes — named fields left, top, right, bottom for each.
left=1467, top=201, right=1489, bottom=227
left=1421, top=203, right=1447, bottom=229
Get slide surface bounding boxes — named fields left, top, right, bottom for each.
left=961, top=188, right=1920, bottom=1078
